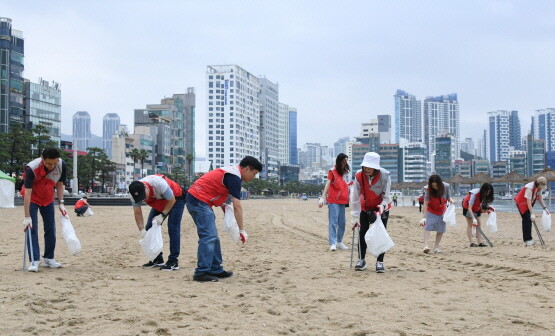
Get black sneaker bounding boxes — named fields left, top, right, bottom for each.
left=193, top=273, right=219, bottom=282
left=208, top=270, right=233, bottom=278
left=160, top=259, right=179, bottom=271
left=354, top=259, right=367, bottom=271
left=142, top=255, right=164, bottom=268
left=376, top=261, right=385, bottom=273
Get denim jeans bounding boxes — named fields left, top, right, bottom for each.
left=145, top=198, right=186, bottom=262
left=27, top=202, right=56, bottom=261
left=328, top=203, right=346, bottom=245
left=186, top=201, right=224, bottom=276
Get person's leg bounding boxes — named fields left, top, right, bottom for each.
left=377, top=212, right=389, bottom=263
left=434, top=233, right=444, bottom=249
left=423, top=230, right=431, bottom=248
left=28, top=202, right=41, bottom=261
left=464, top=212, right=474, bottom=244
left=209, top=235, right=224, bottom=274
left=40, top=202, right=56, bottom=259
left=328, top=203, right=339, bottom=245
left=475, top=217, right=483, bottom=245
left=358, top=211, right=370, bottom=259
left=167, top=198, right=186, bottom=261
left=76, top=205, right=88, bottom=216
left=187, top=202, right=218, bottom=276
left=336, top=204, right=346, bottom=243
left=521, top=211, right=533, bottom=242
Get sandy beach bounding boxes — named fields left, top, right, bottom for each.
left=1, top=199, right=554, bottom=336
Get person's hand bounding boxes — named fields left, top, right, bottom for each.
left=545, top=209, right=551, bottom=216
left=419, top=218, right=426, bottom=227
left=23, top=217, right=32, bottom=230
left=140, top=229, right=147, bottom=239
left=376, top=204, right=384, bottom=215
left=153, top=213, right=167, bottom=226
left=239, top=230, right=248, bottom=244
left=317, top=197, right=325, bottom=208
left=530, top=214, right=536, bottom=222
left=488, top=206, right=495, bottom=213
left=59, top=204, right=67, bottom=217
left=472, top=218, right=478, bottom=226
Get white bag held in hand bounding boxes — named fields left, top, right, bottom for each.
left=443, top=203, right=457, bottom=228
left=223, top=203, right=240, bottom=243
left=85, top=207, right=94, bottom=216
left=61, top=215, right=81, bottom=255
left=364, top=214, right=394, bottom=257
left=542, top=211, right=552, bottom=232
left=486, top=211, right=498, bottom=233
left=139, top=220, right=163, bottom=261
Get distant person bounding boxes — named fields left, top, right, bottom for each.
left=514, top=177, right=550, bottom=246
left=186, top=156, right=262, bottom=282
left=392, top=194, right=398, bottom=206
left=74, top=196, right=91, bottom=217
left=418, top=193, right=425, bottom=212
left=318, top=153, right=352, bottom=251
left=21, top=147, right=67, bottom=272
left=462, top=183, right=495, bottom=247
left=419, top=175, right=453, bottom=253
left=412, top=197, right=416, bottom=207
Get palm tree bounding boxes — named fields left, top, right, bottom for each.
left=138, top=149, right=149, bottom=178
left=129, top=148, right=140, bottom=179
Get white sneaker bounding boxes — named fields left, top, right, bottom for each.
left=337, top=242, right=349, bottom=250
left=42, top=258, right=62, bottom=268
left=329, top=244, right=336, bottom=251
left=524, top=240, right=535, bottom=246
left=27, top=261, right=40, bottom=272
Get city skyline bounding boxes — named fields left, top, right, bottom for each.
left=5, top=1, right=555, bottom=156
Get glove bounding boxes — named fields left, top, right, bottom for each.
left=23, top=217, right=32, bottom=230
left=419, top=218, right=426, bottom=227
left=545, top=209, right=551, bottom=216
left=317, top=197, right=325, bottom=208
left=140, top=229, right=147, bottom=239
left=153, top=214, right=166, bottom=226
left=530, top=214, right=536, bottom=222
left=351, top=215, right=360, bottom=229
left=239, top=230, right=248, bottom=244
left=472, top=218, right=478, bottom=226
left=59, top=204, right=67, bottom=217
left=488, top=206, right=495, bottom=212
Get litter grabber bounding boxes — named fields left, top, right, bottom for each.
left=532, top=219, right=545, bottom=246
left=22, top=225, right=34, bottom=272
left=350, top=223, right=360, bottom=268
left=476, top=226, right=493, bottom=247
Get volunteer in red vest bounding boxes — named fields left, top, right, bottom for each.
left=318, top=153, right=352, bottom=251
left=514, top=176, right=550, bottom=246
left=22, top=147, right=67, bottom=272
left=350, top=152, right=392, bottom=273
left=419, top=175, right=453, bottom=253
left=418, top=192, right=425, bottom=212
left=128, top=174, right=186, bottom=271
left=186, top=156, right=262, bottom=282
left=462, top=183, right=494, bottom=247
left=74, top=196, right=91, bottom=217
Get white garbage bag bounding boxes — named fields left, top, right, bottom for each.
left=542, top=211, right=552, bottom=232
left=223, top=203, right=240, bottom=243
left=85, top=207, right=94, bottom=216
left=364, top=214, right=394, bottom=257
left=61, top=215, right=81, bottom=255
left=443, top=203, right=457, bottom=228
left=486, top=211, right=498, bottom=233
left=139, top=220, right=163, bottom=261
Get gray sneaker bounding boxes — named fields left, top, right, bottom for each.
left=376, top=261, right=385, bottom=273
left=354, top=259, right=367, bottom=271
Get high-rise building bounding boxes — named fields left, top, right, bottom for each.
left=103, top=113, right=120, bottom=159
left=525, top=134, right=545, bottom=176
left=334, top=137, right=350, bottom=158
left=24, top=78, right=61, bottom=147
left=509, top=110, right=522, bottom=150
left=206, top=65, right=260, bottom=169
left=460, top=137, right=475, bottom=155
left=394, top=89, right=422, bottom=144
left=258, top=77, right=280, bottom=179
left=402, top=143, right=427, bottom=182
left=379, top=143, right=401, bottom=183
left=434, top=133, right=456, bottom=180
left=531, top=108, right=555, bottom=152
left=488, top=110, right=521, bottom=162
left=377, top=115, right=392, bottom=144
left=73, top=111, right=91, bottom=151
left=424, top=94, right=459, bottom=160
left=277, top=102, right=289, bottom=165
left=288, top=107, right=298, bottom=165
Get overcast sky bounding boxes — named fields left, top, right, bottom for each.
left=4, top=1, right=555, bottom=156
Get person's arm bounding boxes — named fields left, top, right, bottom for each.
left=526, top=188, right=534, bottom=213
left=23, top=187, right=32, bottom=218
left=133, top=206, right=145, bottom=231
left=379, top=175, right=392, bottom=213
left=538, top=192, right=548, bottom=210
left=468, top=193, right=477, bottom=222
left=350, top=178, right=361, bottom=217
left=231, top=197, right=244, bottom=230
left=318, top=180, right=331, bottom=207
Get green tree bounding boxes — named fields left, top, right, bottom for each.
left=0, top=123, right=34, bottom=176
left=32, top=124, right=57, bottom=157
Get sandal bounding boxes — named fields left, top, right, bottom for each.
left=478, top=243, right=487, bottom=247
left=469, top=243, right=478, bottom=247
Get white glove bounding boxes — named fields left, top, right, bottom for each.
left=140, top=229, right=147, bottom=239
left=472, top=218, right=478, bottom=226
left=153, top=213, right=167, bottom=226
left=530, top=214, right=536, bottom=222
left=239, top=230, right=248, bottom=244
left=419, top=218, right=426, bottom=227
left=351, top=215, right=359, bottom=225
left=23, top=217, right=32, bottom=230
left=318, top=197, right=325, bottom=208
left=376, top=204, right=385, bottom=215
left=59, top=204, right=67, bottom=217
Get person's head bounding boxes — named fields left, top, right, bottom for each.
left=239, top=156, right=263, bottom=182
left=82, top=196, right=88, bottom=200
left=41, top=147, right=61, bottom=171
left=128, top=181, right=148, bottom=203
left=335, top=153, right=349, bottom=176
left=479, top=183, right=494, bottom=205
left=536, top=176, right=548, bottom=190
left=427, top=174, right=445, bottom=199
left=361, top=152, right=381, bottom=177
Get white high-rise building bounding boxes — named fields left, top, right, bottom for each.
left=73, top=111, right=91, bottom=152
left=394, top=89, right=422, bottom=144
left=206, top=65, right=260, bottom=169
left=103, top=113, right=120, bottom=159
left=259, top=77, right=280, bottom=178
left=532, top=108, right=555, bottom=152
left=488, top=110, right=513, bottom=162
left=423, top=94, right=459, bottom=161
left=278, top=102, right=289, bottom=165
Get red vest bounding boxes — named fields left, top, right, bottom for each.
left=426, top=183, right=449, bottom=216
left=143, top=175, right=183, bottom=212
left=462, top=189, right=482, bottom=213
left=188, top=165, right=242, bottom=207
left=326, top=166, right=350, bottom=204
left=355, top=170, right=388, bottom=211
left=75, top=199, right=87, bottom=209
left=514, top=182, right=539, bottom=215
left=21, top=157, right=64, bottom=206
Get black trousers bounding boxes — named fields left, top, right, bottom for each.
left=358, top=210, right=389, bottom=262
left=74, top=205, right=88, bottom=216
left=520, top=210, right=533, bottom=242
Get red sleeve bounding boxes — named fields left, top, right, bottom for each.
left=327, top=170, right=333, bottom=181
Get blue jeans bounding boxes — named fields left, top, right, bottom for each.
left=145, top=198, right=186, bottom=261
left=328, top=203, right=346, bottom=245
left=186, top=201, right=224, bottom=276
left=27, top=202, right=56, bottom=261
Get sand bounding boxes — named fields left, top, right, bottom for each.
left=1, top=199, right=554, bottom=336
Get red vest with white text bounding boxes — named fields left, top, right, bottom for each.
left=143, top=175, right=183, bottom=212
left=188, top=165, right=242, bottom=207
left=21, top=157, right=64, bottom=206
left=326, top=166, right=350, bottom=204
left=355, top=170, right=389, bottom=212
left=514, top=182, right=539, bottom=215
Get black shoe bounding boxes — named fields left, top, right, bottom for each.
left=142, top=255, right=164, bottom=268
left=193, top=273, right=219, bottom=282
left=208, top=270, right=233, bottom=278
left=160, top=259, right=179, bottom=271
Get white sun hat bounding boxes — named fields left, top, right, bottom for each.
left=361, top=152, right=382, bottom=170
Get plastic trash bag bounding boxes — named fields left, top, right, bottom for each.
left=223, top=203, right=240, bottom=243
left=139, top=220, right=163, bottom=261
left=486, top=211, right=498, bottom=233
left=542, top=211, right=552, bottom=232
left=85, top=207, right=94, bottom=217
left=443, top=203, right=457, bottom=228
left=61, top=215, right=81, bottom=255
left=364, top=214, right=394, bottom=257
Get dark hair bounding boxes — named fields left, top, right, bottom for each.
left=335, top=153, right=350, bottom=176
left=479, top=183, right=494, bottom=206
left=42, top=147, right=61, bottom=159
left=83, top=196, right=88, bottom=199
left=240, top=156, right=263, bottom=172
left=427, top=174, right=445, bottom=199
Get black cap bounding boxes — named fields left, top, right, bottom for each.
left=129, top=181, right=146, bottom=203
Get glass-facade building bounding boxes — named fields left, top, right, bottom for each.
left=394, top=89, right=422, bottom=144
left=103, top=113, right=120, bottom=159
left=424, top=94, right=459, bottom=160
left=532, top=108, right=555, bottom=152
left=434, top=134, right=455, bottom=180
left=24, top=79, right=62, bottom=146
left=0, top=17, right=25, bottom=134
left=73, top=111, right=91, bottom=151
left=288, top=108, right=298, bottom=165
